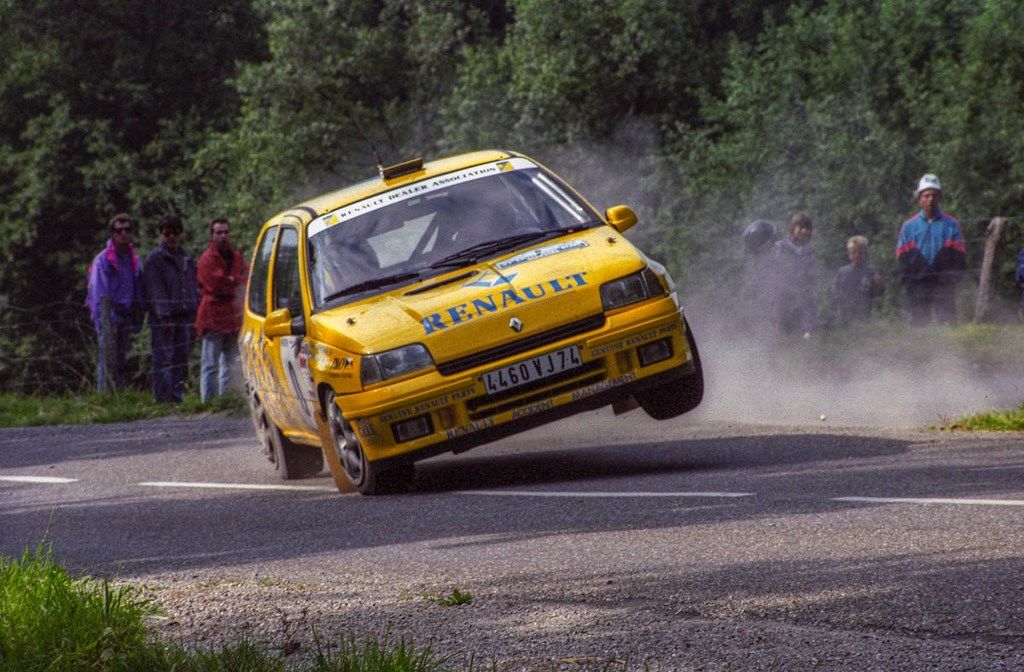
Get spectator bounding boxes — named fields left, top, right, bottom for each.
left=831, top=236, right=885, bottom=327
left=738, top=219, right=777, bottom=337
left=86, top=213, right=144, bottom=392
left=771, top=212, right=818, bottom=337
left=195, top=218, right=248, bottom=402
left=895, top=174, right=966, bottom=325
left=143, top=214, right=199, bottom=403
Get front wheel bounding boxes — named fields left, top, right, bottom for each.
left=324, top=390, right=414, bottom=495
left=249, top=385, right=324, bottom=479
left=636, top=319, right=704, bottom=420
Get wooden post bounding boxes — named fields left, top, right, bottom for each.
left=973, top=216, right=1007, bottom=324
left=99, top=295, right=114, bottom=394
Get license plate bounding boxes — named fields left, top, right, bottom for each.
left=483, top=345, right=583, bottom=395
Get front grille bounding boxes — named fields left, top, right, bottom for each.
left=436, top=314, right=605, bottom=376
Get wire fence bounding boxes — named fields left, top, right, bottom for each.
left=1, top=216, right=1022, bottom=395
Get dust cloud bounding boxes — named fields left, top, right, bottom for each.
left=544, top=132, right=1023, bottom=429
left=686, top=320, right=1023, bottom=428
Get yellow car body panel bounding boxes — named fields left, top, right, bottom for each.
left=240, top=150, right=703, bottom=493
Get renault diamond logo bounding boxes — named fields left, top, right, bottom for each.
left=509, top=317, right=524, bottom=333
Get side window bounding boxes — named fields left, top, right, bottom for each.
left=272, top=227, right=302, bottom=311
left=248, top=227, right=278, bottom=316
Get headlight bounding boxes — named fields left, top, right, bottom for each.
left=600, top=267, right=667, bottom=311
left=361, top=344, right=434, bottom=386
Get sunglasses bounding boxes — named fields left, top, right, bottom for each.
left=112, top=226, right=133, bottom=234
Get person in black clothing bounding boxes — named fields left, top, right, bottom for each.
left=831, top=235, right=885, bottom=327
left=143, top=215, right=199, bottom=403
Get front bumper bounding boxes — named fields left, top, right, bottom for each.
left=336, top=296, right=693, bottom=463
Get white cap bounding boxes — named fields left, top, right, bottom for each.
left=915, top=173, right=942, bottom=198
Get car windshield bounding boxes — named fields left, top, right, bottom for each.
left=307, top=159, right=599, bottom=308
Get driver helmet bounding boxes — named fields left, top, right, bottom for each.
left=742, top=220, right=776, bottom=254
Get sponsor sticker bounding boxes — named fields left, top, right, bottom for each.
left=587, top=322, right=679, bottom=358
left=495, top=240, right=590, bottom=269
left=308, top=157, right=537, bottom=236
left=570, top=372, right=637, bottom=401
left=422, top=271, right=589, bottom=334
left=379, top=387, right=474, bottom=423
left=510, top=398, right=555, bottom=420
left=446, top=417, right=496, bottom=439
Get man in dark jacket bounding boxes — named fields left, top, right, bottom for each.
left=195, top=218, right=248, bottom=402
left=895, top=174, right=966, bottom=325
left=143, top=214, right=199, bottom=403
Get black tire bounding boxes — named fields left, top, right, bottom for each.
left=636, top=319, right=704, bottom=420
left=247, top=385, right=274, bottom=463
left=249, top=384, right=324, bottom=479
left=268, top=422, right=325, bottom=480
left=324, top=390, right=414, bottom=495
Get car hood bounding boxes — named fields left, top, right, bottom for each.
left=310, top=229, right=646, bottom=361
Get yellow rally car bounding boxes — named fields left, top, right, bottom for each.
left=241, top=150, right=703, bottom=495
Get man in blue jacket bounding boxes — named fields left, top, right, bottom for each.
left=86, top=213, right=144, bottom=391
left=895, top=174, right=966, bottom=325
left=143, top=215, right=199, bottom=403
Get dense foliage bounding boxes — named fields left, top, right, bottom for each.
left=1, top=0, right=1022, bottom=393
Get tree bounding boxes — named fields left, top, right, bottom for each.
left=0, top=1, right=266, bottom=392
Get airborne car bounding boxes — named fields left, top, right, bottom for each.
left=241, top=150, right=703, bottom=494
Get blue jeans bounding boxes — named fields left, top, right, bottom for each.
left=200, top=331, right=239, bottom=402
left=96, top=322, right=134, bottom=392
left=151, top=319, right=193, bottom=403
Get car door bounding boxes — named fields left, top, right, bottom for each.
left=269, top=225, right=318, bottom=434
left=240, top=225, right=279, bottom=410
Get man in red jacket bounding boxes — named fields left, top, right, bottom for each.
left=195, top=218, right=249, bottom=402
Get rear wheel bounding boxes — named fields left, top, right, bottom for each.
left=636, top=319, right=704, bottom=420
left=249, top=385, right=324, bottom=479
left=324, top=390, right=414, bottom=495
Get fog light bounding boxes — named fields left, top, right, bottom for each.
left=637, top=338, right=672, bottom=367
left=615, top=350, right=633, bottom=373
left=437, top=405, right=456, bottom=429
left=391, top=414, right=433, bottom=443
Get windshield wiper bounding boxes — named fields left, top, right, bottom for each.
left=321, top=271, right=421, bottom=303
left=428, top=229, right=577, bottom=269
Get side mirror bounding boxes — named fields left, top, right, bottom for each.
left=264, top=308, right=294, bottom=338
left=605, top=205, right=638, bottom=233
left=265, top=306, right=306, bottom=339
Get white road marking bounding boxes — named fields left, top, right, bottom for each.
left=834, top=496, right=1024, bottom=508
left=0, top=475, right=77, bottom=484
left=139, top=481, right=335, bottom=492
left=454, top=490, right=754, bottom=498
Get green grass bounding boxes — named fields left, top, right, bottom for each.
left=942, top=404, right=1024, bottom=431
left=421, top=590, right=473, bottom=610
left=0, top=544, right=153, bottom=671
left=0, top=389, right=247, bottom=428
left=0, top=545, right=477, bottom=672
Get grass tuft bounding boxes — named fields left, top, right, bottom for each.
left=0, top=543, right=153, bottom=671
left=942, top=404, right=1024, bottom=431
left=422, top=587, right=474, bottom=607
left=311, top=629, right=457, bottom=671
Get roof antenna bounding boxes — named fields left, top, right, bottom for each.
left=371, top=140, right=385, bottom=178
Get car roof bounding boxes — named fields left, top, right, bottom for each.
left=270, top=149, right=518, bottom=227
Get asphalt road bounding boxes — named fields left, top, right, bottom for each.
left=2, top=411, right=1023, bottom=671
